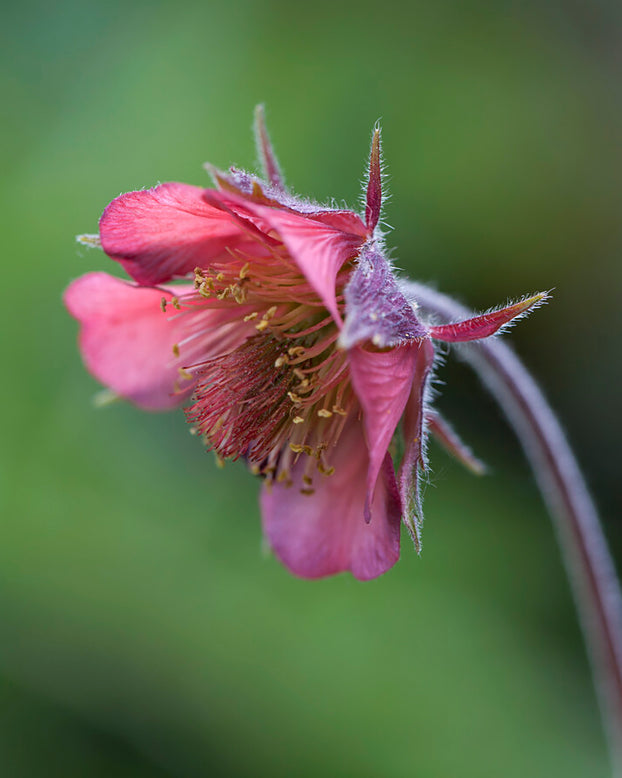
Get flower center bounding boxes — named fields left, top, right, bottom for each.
left=181, top=248, right=357, bottom=492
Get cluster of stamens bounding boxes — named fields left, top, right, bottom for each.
left=176, top=243, right=357, bottom=495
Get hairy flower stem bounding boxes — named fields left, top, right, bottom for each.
left=406, top=282, right=622, bottom=775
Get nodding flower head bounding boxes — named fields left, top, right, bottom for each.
left=65, top=107, right=548, bottom=580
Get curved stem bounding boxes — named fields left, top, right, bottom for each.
left=405, top=282, right=622, bottom=775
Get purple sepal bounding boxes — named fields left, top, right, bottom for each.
left=341, top=245, right=427, bottom=349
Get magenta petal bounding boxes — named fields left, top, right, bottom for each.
left=248, top=205, right=365, bottom=323
left=64, top=272, right=198, bottom=410
left=99, top=183, right=247, bottom=285
left=348, top=342, right=422, bottom=515
left=261, top=421, right=401, bottom=580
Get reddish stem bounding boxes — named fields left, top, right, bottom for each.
left=407, top=281, right=622, bottom=775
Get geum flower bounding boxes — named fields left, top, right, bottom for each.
left=65, top=108, right=547, bottom=580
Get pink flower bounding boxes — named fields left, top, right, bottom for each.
left=65, top=107, right=547, bottom=580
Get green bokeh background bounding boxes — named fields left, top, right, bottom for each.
left=2, top=1, right=621, bottom=775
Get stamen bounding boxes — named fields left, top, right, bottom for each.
left=318, top=461, right=335, bottom=476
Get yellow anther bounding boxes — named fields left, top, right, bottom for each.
left=255, top=319, right=269, bottom=331
left=287, top=391, right=302, bottom=405
left=317, top=409, right=333, bottom=418
left=302, top=475, right=313, bottom=486
left=277, top=469, right=291, bottom=483
left=172, top=343, right=180, bottom=358
left=216, top=272, right=225, bottom=282
left=214, top=453, right=225, bottom=469
left=289, top=443, right=304, bottom=453
left=178, top=367, right=193, bottom=381
left=292, top=368, right=306, bottom=380
left=244, top=312, right=258, bottom=321
left=318, top=462, right=335, bottom=476
left=274, top=355, right=288, bottom=368
left=300, top=487, right=315, bottom=496
left=292, top=416, right=304, bottom=424
left=171, top=296, right=181, bottom=310
left=160, top=297, right=167, bottom=312
left=332, top=406, right=347, bottom=416
left=249, top=463, right=261, bottom=475
left=288, top=346, right=306, bottom=357
left=239, top=262, right=250, bottom=279
left=232, top=285, right=247, bottom=304
left=264, top=305, right=278, bottom=320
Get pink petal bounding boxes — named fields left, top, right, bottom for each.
left=348, top=342, right=422, bottom=518
left=64, top=272, right=252, bottom=411
left=429, top=293, right=549, bottom=343
left=205, top=193, right=366, bottom=323
left=261, top=209, right=363, bottom=322
left=261, top=421, right=401, bottom=580
left=64, top=273, right=194, bottom=409
left=99, top=183, right=249, bottom=285
left=399, top=339, right=435, bottom=551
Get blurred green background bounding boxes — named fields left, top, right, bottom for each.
left=2, top=0, right=621, bottom=775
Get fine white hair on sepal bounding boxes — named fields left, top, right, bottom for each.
left=482, top=290, right=553, bottom=337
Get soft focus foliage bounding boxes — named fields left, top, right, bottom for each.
left=1, top=0, right=621, bottom=775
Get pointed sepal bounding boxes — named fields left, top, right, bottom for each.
left=254, top=104, right=285, bottom=190
left=398, top=339, right=436, bottom=554
left=427, top=411, right=486, bottom=475
left=365, top=125, right=382, bottom=233
left=429, top=292, right=550, bottom=343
